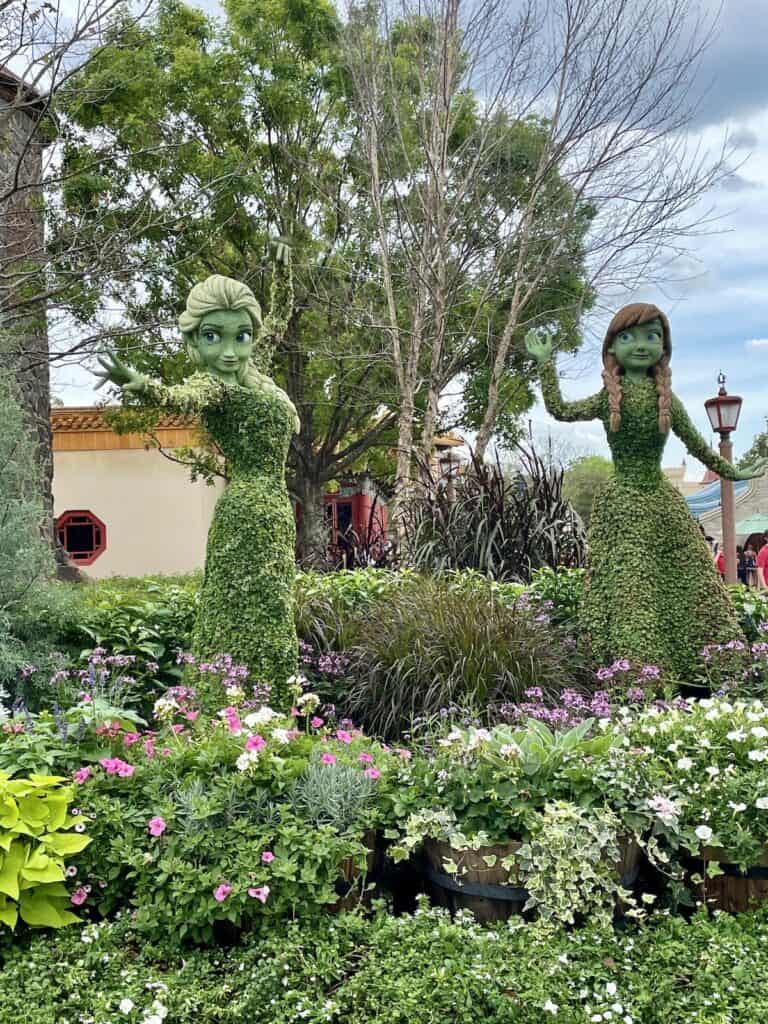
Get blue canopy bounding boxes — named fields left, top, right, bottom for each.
left=685, top=478, right=749, bottom=518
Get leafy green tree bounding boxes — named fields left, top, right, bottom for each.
left=563, top=455, right=614, bottom=526
left=738, top=421, right=768, bottom=470
left=53, top=0, right=399, bottom=566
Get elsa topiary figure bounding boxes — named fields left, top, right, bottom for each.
left=526, top=304, right=766, bottom=677
left=95, top=249, right=300, bottom=704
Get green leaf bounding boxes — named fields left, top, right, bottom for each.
left=19, top=888, right=80, bottom=928
left=40, top=832, right=92, bottom=856
left=0, top=841, right=27, bottom=900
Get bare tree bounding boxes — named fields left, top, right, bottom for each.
left=344, top=0, right=729, bottom=523
left=0, top=0, right=155, bottom=546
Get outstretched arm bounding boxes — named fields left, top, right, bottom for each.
left=670, top=394, right=764, bottom=481
left=94, top=352, right=223, bottom=414
left=538, top=360, right=604, bottom=423
left=526, top=330, right=602, bottom=423
left=258, top=241, right=294, bottom=370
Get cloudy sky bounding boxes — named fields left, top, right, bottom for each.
left=53, top=0, right=768, bottom=477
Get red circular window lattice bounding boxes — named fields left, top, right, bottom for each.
left=56, top=509, right=107, bottom=565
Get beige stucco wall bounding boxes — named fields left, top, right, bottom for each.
left=53, top=448, right=222, bottom=578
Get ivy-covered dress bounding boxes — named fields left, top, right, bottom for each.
left=144, top=373, right=298, bottom=697
left=540, top=363, right=742, bottom=676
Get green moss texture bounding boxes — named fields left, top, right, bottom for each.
left=144, top=373, right=298, bottom=706
left=539, top=363, right=742, bottom=676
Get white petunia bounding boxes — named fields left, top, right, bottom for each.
left=727, top=729, right=746, bottom=742
left=756, top=797, right=768, bottom=810
left=728, top=802, right=747, bottom=813
left=271, top=728, right=292, bottom=745
left=244, top=707, right=279, bottom=728
left=676, top=757, right=693, bottom=771
left=705, top=766, right=720, bottom=777
left=543, top=1000, right=559, bottom=1014
left=748, top=749, right=767, bottom=762
left=606, top=982, right=617, bottom=996
left=695, top=825, right=713, bottom=842
left=119, top=999, right=135, bottom=1014
left=751, top=726, right=768, bottom=739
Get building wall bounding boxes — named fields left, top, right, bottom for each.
left=53, top=448, right=223, bottom=578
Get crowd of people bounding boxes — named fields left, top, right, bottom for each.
left=711, top=531, right=768, bottom=587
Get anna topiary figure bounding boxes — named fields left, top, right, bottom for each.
left=526, top=304, right=765, bottom=677
left=95, top=251, right=299, bottom=705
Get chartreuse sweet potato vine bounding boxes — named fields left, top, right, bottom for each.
left=0, top=772, right=91, bottom=929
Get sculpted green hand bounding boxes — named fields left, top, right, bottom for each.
left=93, top=350, right=148, bottom=394
left=533, top=302, right=747, bottom=677
left=525, top=329, right=554, bottom=365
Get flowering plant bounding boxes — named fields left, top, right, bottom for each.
left=623, top=697, right=768, bottom=867
left=394, top=718, right=642, bottom=846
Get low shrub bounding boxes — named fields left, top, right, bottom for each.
left=3, top=903, right=768, bottom=1023
left=345, top=575, right=585, bottom=739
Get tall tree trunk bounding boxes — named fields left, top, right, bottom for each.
left=295, top=474, right=328, bottom=570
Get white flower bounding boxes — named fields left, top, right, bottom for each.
left=695, top=825, right=713, bottom=842
left=543, top=1000, right=559, bottom=1014
left=751, top=726, right=768, bottom=739
left=286, top=674, right=307, bottom=688
left=466, top=728, right=492, bottom=750
left=244, top=707, right=279, bottom=728
left=756, top=797, right=768, bottom=810
left=676, top=757, right=693, bottom=771
left=142, top=1017, right=162, bottom=1024
left=271, top=728, right=292, bottom=745
left=499, top=744, right=518, bottom=758
left=151, top=1002, right=168, bottom=1020
left=728, top=802, right=747, bottom=813
left=153, top=696, right=179, bottom=720
left=727, top=729, right=746, bottom=742
left=119, top=999, right=135, bottom=1014
left=236, top=750, right=260, bottom=772
left=225, top=685, right=244, bottom=700
left=296, top=692, right=320, bottom=712
left=705, top=766, right=720, bottom=778
left=606, top=982, right=617, bottom=996
left=748, top=749, right=767, bottom=762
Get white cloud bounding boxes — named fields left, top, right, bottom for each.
left=746, top=339, right=768, bottom=349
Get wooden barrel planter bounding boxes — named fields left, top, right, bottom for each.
left=330, top=829, right=377, bottom=914
left=697, top=846, right=768, bottom=913
left=424, top=836, right=641, bottom=925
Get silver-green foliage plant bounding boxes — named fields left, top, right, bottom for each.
left=293, top=761, right=378, bottom=832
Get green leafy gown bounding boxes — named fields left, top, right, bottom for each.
left=144, top=372, right=298, bottom=697
left=540, top=362, right=742, bottom=675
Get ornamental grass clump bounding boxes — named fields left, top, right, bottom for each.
left=345, top=576, right=582, bottom=740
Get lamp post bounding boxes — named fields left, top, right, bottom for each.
left=704, top=372, right=743, bottom=584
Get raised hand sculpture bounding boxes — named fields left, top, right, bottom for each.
left=527, top=303, right=766, bottom=676
left=95, top=250, right=300, bottom=706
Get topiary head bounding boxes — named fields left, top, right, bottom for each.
left=179, top=275, right=263, bottom=383
left=601, top=303, right=672, bottom=434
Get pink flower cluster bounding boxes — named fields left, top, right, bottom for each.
left=148, top=816, right=166, bottom=837
left=213, top=882, right=271, bottom=904
left=99, top=757, right=135, bottom=778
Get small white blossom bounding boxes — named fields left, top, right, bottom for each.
left=751, top=726, right=768, bottom=739
left=695, top=825, right=713, bottom=842
left=749, top=749, right=767, bottom=762
left=244, top=707, right=279, bottom=728
left=118, top=999, right=134, bottom=1014
left=728, top=802, right=747, bottom=813
left=676, top=757, right=693, bottom=771
left=705, top=766, right=720, bottom=778
left=756, top=797, right=768, bottom=810
left=543, top=1000, right=559, bottom=1014
left=271, top=728, right=292, bottom=745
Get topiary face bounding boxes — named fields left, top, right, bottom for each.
left=191, top=309, right=255, bottom=384
left=607, top=317, right=665, bottom=376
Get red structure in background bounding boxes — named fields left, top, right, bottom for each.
left=295, top=475, right=390, bottom=567
left=323, top=485, right=389, bottom=567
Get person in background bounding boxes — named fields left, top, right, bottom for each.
left=744, top=544, right=758, bottom=588
left=737, top=545, right=748, bottom=586
left=757, top=532, right=768, bottom=589
left=715, top=542, right=725, bottom=579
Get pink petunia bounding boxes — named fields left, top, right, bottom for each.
left=70, top=887, right=88, bottom=906
left=185, top=711, right=200, bottom=722
left=358, top=752, right=374, bottom=764
left=395, top=748, right=412, bottom=760
left=336, top=729, right=353, bottom=744
left=363, top=767, right=381, bottom=781
left=247, top=885, right=270, bottom=903
left=290, top=706, right=300, bottom=717
left=261, top=850, right=275, bottom=864
left=310, top=717, right=324, bottom=729
left=123, top=732, right=141, bottom=747
left=245, top=734, right=266, bottom=752
left=213, top=883, right=232, bottom=902
left=171, top=724, right=185, bottom=734
left=320, top=753, right=337, bottom=766
left=72, top=767, right=92, bottom=784
left=160, top=747, right=172, bottom=758
left=148, top=816, right=166, bottom=837
left=143, top=738, right=156, bottom=759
